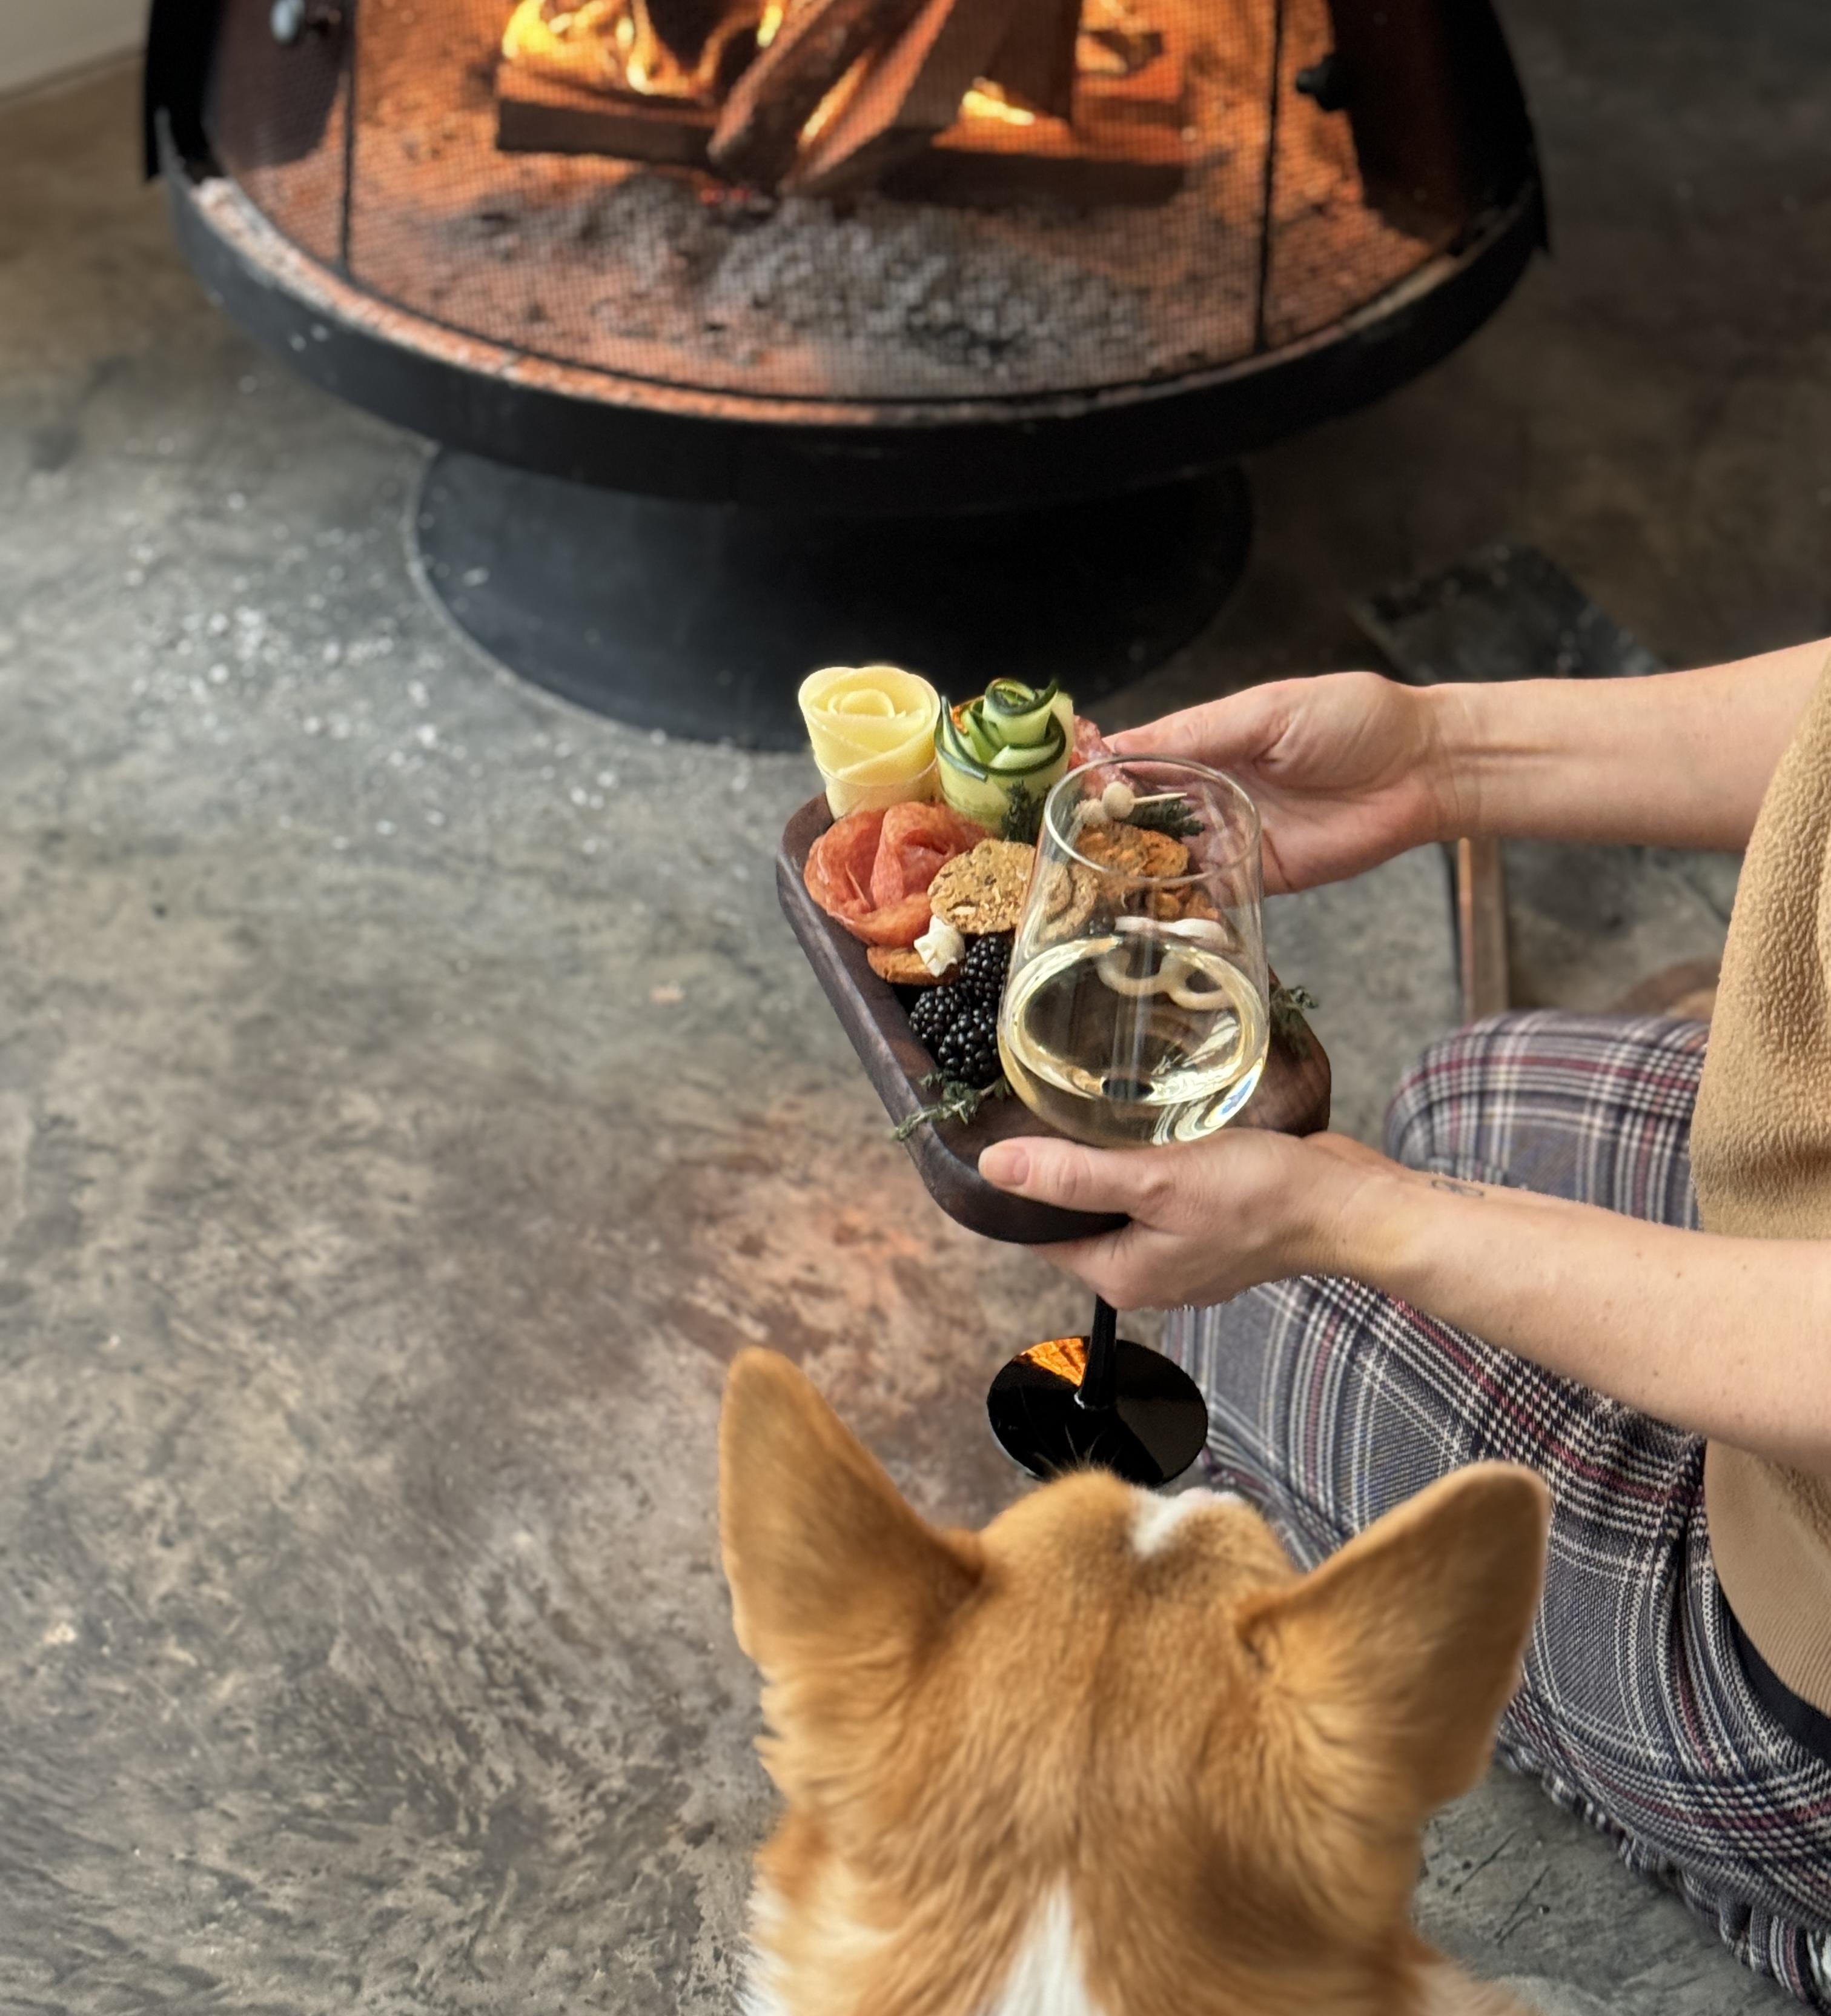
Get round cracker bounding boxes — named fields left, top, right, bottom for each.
left=1056, top=864, right=1101, bottom=937
left=1036, top=861, right=1101, bottom=940
left=928, top=840, right=1036, bottom=936
left=1076, top=823, right=1191, bottom=880
left=1037, top=860, right=1076, bottom=924
left=867, top=943, right=955, bottom=987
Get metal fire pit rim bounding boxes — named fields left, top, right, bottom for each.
left=173, top=153, right=1541, bottom=426
left=164, top=133, right=1544, bottom=511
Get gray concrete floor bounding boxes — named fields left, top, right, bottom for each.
left=2, top=1, right=1828, bottom=2006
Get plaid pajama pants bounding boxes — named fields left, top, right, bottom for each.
left=1164, top=1011, right=1831, bottom=2006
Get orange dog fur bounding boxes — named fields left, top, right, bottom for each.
left=720, top=1348, right=1551, bottom=2016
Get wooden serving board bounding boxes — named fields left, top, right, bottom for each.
left=778, top=797, right=1331, bottom=1245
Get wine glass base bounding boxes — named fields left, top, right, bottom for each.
left=987, top=1336, right=1210, bottom=1488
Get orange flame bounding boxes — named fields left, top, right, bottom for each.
left=502, top=0, right=761, bottom=100
left=961, top=79, right=1037, bottom=127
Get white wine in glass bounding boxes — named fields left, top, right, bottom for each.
left=999, top=923, right=1267, bottom=1147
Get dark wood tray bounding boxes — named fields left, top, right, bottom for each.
left=778, top=797, right=1331, bottom=1244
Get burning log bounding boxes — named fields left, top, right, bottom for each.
left=708, top=0, right=931, bottom=188
left=884, top=101, right=1185, bottom=207
left=500, top=0, right=1190, bottom=205
left=979, top=0, right=1082, bottom=122
left=785, top=0, right=1035, bottom=199
left=787, top=0, right=1184, bottom=203
left=644, top=0, right=744, bottom=68
left=1075, top=0, right=1164, bottom=81
left=497, top=65, right=717, bottom=164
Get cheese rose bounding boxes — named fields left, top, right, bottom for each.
left=798, top=664, right=941, bottom=818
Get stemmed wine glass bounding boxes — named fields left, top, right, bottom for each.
left=985, top=756, right=1268, bottom=1488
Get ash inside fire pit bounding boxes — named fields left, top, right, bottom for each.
left=223, top=0, right=1449, bottom=402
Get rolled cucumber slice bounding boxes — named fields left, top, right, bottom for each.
left=936, top=724, right=1006, bottom=827
left=962, top=702, right=1001, bottom=765
left=935, top=688, right=1073, bottom=828
left=939, top=768, right=1010, bottom=827
left=981, top=678, right=1060, bottom=748
left=936, top=706, right=988, bottom=777
left=987, top=714, right=1068, bottom=775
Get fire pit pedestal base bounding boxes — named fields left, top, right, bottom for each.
left=410, top=450, right=1251, bottom=749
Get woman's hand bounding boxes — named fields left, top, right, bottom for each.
left=1108, top=672, right=1461, bottom=893
left=984, top=1122, right=1831, bottom=1471
left=977, top=1130, right=1393, bottom=1309
left=1110, top=642, right=1828, bottom=871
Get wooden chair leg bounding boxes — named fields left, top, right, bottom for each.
left=1455, top=835, right=1509, bottom=1022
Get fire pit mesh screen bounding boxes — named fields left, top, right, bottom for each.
left=207, top=0, right=1478, bottom=403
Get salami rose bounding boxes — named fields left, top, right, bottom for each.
left=804, top=802, right=982, bottom=949
left=869, top=801, right=986, bottom=910
left=846, top=893, right=936, bottom=947
left=804, top=808, right=883, bottom=920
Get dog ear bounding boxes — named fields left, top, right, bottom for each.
left=1240, top=1464, right=1549, bottom=1831
left=720, top=1350, right=981, bottom=1685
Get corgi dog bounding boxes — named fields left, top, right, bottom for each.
left=719, top=1349, right=1551, bottom=2016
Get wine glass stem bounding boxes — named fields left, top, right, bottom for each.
left=1077, top=1296, right=1121, bottom=1414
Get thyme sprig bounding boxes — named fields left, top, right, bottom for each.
left=999, top=783, right=1044, bottom=845
left=892, top=1071, right=1013, bottom=1141
left=1270, top=982, right=1319, bottom=1057
left=1127, top=793, right=1203, bottom=840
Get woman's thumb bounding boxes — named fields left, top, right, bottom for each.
left=978, top=1138, right=1136, bottom=1216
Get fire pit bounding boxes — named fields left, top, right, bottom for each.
left=147, top=0, right=1543, bottom=745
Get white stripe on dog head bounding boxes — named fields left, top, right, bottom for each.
left=743, top=1883, right=1108, bottom=2016
left=985, top=1886, right=1107, bottom=2016
left=1131, top=1487, right=1232, bottom=1559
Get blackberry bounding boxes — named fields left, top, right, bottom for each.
left=909, top=984, right=963, bottom=1054
left=935, top=1001, right=1001, bottom=1089
left=956, top=931, right=1013, bottom=1010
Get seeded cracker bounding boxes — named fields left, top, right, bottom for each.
left=1037, top=861, right=1101, bottom=939
left=1076, top=823, right=1191, bottom=880
left=1037, top=860, right=1071, bottom=922
left=928, top=840, right=1035, bottom=935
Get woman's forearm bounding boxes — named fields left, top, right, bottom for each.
left=1427, top=639, right=1826, bottom=852
left=1331, top=1163, right=1831, bottom=1471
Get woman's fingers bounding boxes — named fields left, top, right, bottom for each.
left=1015, top=1230, right=1139, bottom=1305
left=977, top=1140, right=1154, bottom=1301
left=979, top=1137, right=1144, bottom=1218
left=1107, top=684, right=1294, bottom=767
left=1108, top=702, right=1263, bottom=766
left=1106, top=711, right=1210, bottom=760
